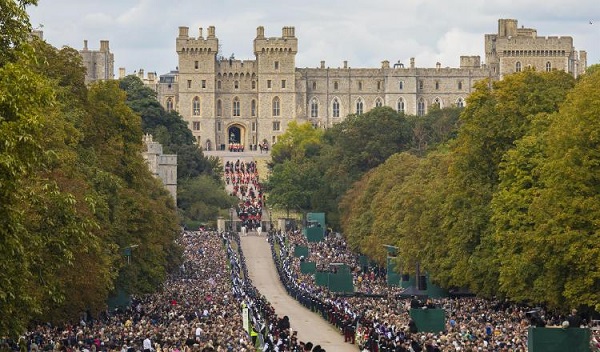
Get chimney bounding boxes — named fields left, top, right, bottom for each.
left=436, top=62, right=441, bottom=69
left=118, top=67, right=126, bottom=79
left=256, top=26, right=265, bottom=39
left=320, top=60, right=325, bottom=69
left=148, top=72, right=156, bottom=82
left=100, top=40, right=109, bottom=52
left=207, top=26, right=215, bottom=38
left=138, top=68, right=144, bottom=79
left=410, top=57, right=415, bottom=69
left=83, top=39, right=88, bottom=50
left=198, top=27, right=203, bottom=39
left=178, top=26, right=189, bottom=38
left=381, top=60, right=390, bottom=69
left=343, top=60, right=348, bottom=69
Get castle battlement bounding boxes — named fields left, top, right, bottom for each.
left=176, top=26, right=218, bottom=53
left=254, top=26, right=298, bottom=55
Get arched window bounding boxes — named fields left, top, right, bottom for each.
left=166, top=98, right=173, bottom=112
left=332, top=98, right=340, bottom=118
left=356, top=98, right=363, bottom=115
left=234, top=80, right=239, bottom=89
left=458, top=81, right=463, bottom=90
left=456, top=97, right=465, bottom=108
left=217, top=80, right=222, bottom=89
left=546, top=61, right=552, bottom=72
left=272, top=97, right=280, bottom=116
left=375, top=98, right=383, bottom=108
left=417, top=98, right=426, bottom=116
left=433, top=97, right=442, bottom=109
left=192, top=97, right=200, bottom=116
left=397, top=98, right=405, bottom=114
left=334, top=81, right=339, bottom=90
left=516, top=61, right=522, bottom=72
left=251, top=99, right=256, bottom=117
left=310, top=98, right=319, bottom=118
left=252, top=80, right=256, bottom=89
left=216, top=99, right=222, bottom=116
left=232, top=97, right=240, bottom=117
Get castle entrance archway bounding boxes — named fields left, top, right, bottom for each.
left=227, top=123, right=246, bottom=150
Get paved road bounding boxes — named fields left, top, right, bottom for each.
left=241, top=234, right=358, bottom=351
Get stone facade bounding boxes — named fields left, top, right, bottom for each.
left=154, top=19, right=586, bottom=150
left=142, top=134, right=177, bottom=203
left=485, top=19, right=587, bottom=78
left=80, top=40, right=114, bottom=84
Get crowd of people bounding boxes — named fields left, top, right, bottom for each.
left=270, top=229, right=600, bottom=352
left=228, top=144, right=245, bottom=152
left=6, top=230, right=291, bottom=352
left=224, top=159, right=264, bottom=230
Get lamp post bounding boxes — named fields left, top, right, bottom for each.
left=123, top=244, right=139, bottom=265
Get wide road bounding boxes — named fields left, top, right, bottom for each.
left=241, top=234, right=358, bottom=351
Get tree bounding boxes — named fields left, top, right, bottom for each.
left=0, top=0, right=37, bottom=65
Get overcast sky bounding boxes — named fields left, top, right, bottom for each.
left=28, top=0, right=599, bottom=76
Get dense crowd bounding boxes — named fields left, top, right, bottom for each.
left=5, top=230, right=303, bottom=352
left=270, top=230, right=600, bottom=352
left=224, top=160, right=264, bottom=230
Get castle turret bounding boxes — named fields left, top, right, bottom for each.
left=254, top=26, right=298, bottom=144
left=176, top=25, right=219, bottom=144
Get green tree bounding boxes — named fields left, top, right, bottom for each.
left=270, top=121, right=324, bottom=164
left=0, top=0, right=37, bottom=65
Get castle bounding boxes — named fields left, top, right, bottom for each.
left=142, top=134, right=177, bottom=203
left=89, top=19, right=588, bottom=151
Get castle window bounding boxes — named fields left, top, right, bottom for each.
left=252, top=80, right=256, bottom=89
left=356, top=98, right=363, bottom=115
left=417, top=98, right=426, bottom=116
left=232, top=97, right=240, bottom=117
left=377, top=81, right=382, bottom=90
left=399, top=81, right=404, bottom=90
left=310, top=98, right=319, bottom=118
left=272, top=97, right=280, bottom=116
left=332, top=98, right=340, bottom=118
left=515, top=61, right=522, bottom=72
left=546, top=61, right=552, bottom=72
left=312, top=81, right=317, bottom=90
left=273, top=121, right=281, bottom=131
left=251, top=99, right=256, bottom=117
left=281, top=80, right=286, bottom=89
left=267, top=80, right=272, bottom=89
left=166, top=98, right=174, bottom=112
left=375, top=98, right=383, bottom=108
left=201, top=80, right=206, bottom=89
left=187, top=80, right=192, bottom=89
left=456, top=97, right=465, bottom=108
left=418, top=80, right=424, bottom=90
left=358, top=81, right=363, bottom=91
left=234, top=80, right=239, bottom=89
left=251, top=122, right=256, bottom=132
left=217, top=80, right=222, bottom=89
left=334, top=81, right=339, bottom=90
left=397, top=98, right=405, bottom=113
left=274, top=61, right=279, bottom=70
left=272, top=135, right=277, bottom=144
left=435, top=81, right=440, bottom=90
left=433, top=97, right=442, bottom=109
left=194, top=61, right=198, bottom=69
left=217, top=99, right=222, bottom=117
left=192, top=97, right=200, bottom=116
left=217, top=122, right=221, bottom=132
left=458, top=81, right=463, bottom=90
left=192, top=121, right=200, bottom=131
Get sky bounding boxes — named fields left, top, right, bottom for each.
left=28, top=0, right=600, bottom=76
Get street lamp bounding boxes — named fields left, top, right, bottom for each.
left=123, top=244, right=139, bottom=265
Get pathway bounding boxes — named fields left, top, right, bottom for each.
left=241, top=234, right=358, bottom=351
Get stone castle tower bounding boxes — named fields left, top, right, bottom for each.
left=157, top=19, right=587, bottom=151
left=485, top=19, right=586, bottom=78
left=79, top=39, right=114, bottom=84
left=142, top=134, right=177, bottom=203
